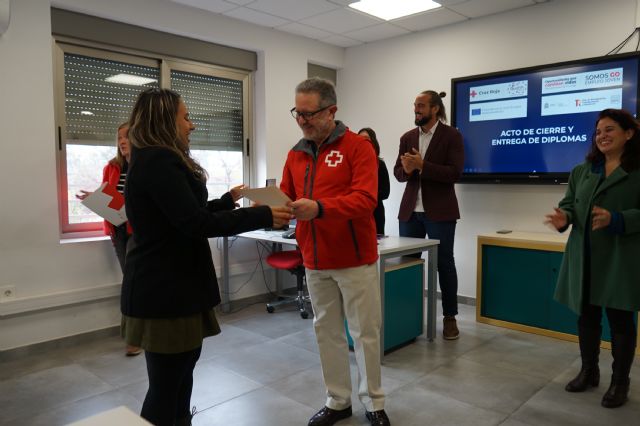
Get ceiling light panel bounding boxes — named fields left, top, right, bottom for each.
left=349, top=0, right=441, bottom=21
left=105, top=74, right=158, bottom=86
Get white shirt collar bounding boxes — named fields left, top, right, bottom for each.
left=419, top=120, right=439, bottom=136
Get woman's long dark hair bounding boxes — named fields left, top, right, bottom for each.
left=586, top=108, right=640, bottom=172
left=128, top=88, right=207, bottom=181
left=358, top=127, right=381, bottom=159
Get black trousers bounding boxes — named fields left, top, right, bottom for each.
left=399, top=212, right=459, bottom=316
left=141, top=346, right=202, bottom=426
left=111, top=224, right=129, bottom=273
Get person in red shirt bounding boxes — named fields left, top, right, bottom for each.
left=281, top=78, right=390, bottom=426
left=77, top=123, right=140, bottom=357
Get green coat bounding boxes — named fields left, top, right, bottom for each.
left=554, top=162, right=640, bottom=314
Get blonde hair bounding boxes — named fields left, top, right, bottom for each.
left=128, top=88, right=207, bottom=181
left=109, top=122, right=129, bottom=169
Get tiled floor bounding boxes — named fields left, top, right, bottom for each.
left=1, top=303, right=639, bottom=425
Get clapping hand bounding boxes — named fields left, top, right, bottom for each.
left=400, top=148, right=423, bottom=174
left=544, top=207, right=567, bottom=231
left=591, top=206, right=611, bottom=231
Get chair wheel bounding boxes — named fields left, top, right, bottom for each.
left=266, top=305, right=275, bottom=313
left=300, top=311, right=309, bottom=319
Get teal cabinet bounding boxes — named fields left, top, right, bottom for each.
left=477, top=233, right=629, bottom=344
left=347, top=258, right=424, bottom=353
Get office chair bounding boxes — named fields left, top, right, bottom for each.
left=265, top=249, right=311, bottom=319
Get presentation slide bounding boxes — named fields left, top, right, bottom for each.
left=452, top=55, right=639, bottom=179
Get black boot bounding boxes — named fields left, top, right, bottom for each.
left=566, top=325, right=601, bottom=392
left=175, top=406, right=197, bottom=426
left=602, top=333, right=636, bottom=408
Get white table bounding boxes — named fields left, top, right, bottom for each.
left=220, top=231, right=439, bottom=354
left=67, top=406, right=151, bottom=425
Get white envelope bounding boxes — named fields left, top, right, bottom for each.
left=81, top=182, right=128, bottom=226
left=238, top=186, right=292, bottom=207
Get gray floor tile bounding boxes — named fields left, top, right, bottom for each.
left=0, top=350, right=73, bottom=382
left=226, top=308, right=313, bottom=339
left=460, top=330, right=579, bottom=380
left=268, top=353, right=405, bottom=412
left=3, top=301, right=639, bottom=426
left=213, top=340, right=320, bottom=385
left=384, top=381, right=508, bottom=426
left=510, top=375, right=640, bottom=426
left=3, top=388, right=142, bottom=426
left=216, top=303, right=268, bottom=324
left=275, top=326, right=320, bottom=354
left=497, top=418, right=536, bottom=426
left=199, top=322, right=271, bottom=361
left=77, top=349, right=148, bottom=387
left=378, top=339, right=452, bottom=384
left=0, top=364, right=113, bottom=423
left=191, top=359, right=263, bottom=409
left=59, top=335, right=129, bottom=362
left=192, top=387, right=315, bottom=426
left=266, top=365, right=327, bottom=410
left=415, top=357, right=549, bottom=414
left=118, top=378, right=149, bottom=404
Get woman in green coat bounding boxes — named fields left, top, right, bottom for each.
left=545, top=108, right=640, bottom=408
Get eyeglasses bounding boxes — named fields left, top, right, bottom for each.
left=290, top=105, right=333, bottom=120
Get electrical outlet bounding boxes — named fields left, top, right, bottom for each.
left=0, top=285, right=16, bottom=300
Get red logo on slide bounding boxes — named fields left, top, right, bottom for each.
left=470, top=90, right=477, bottom=98
left=101, top=184, right=125, bottom=210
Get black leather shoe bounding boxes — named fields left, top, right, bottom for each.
left=365, top=410, right=390, bottom=426
left=308, top=406, right=352, bottom=426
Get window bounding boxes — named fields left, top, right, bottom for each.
left=54, top=43, right=251, bottom=235
left=170, top=66, right=247, bottom=201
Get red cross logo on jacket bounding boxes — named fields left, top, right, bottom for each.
left=325, top=150, right=344, bottom=167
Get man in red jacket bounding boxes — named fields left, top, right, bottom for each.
left=281, top=78, right=390, bottom=426
left=394, top=90, right=464, bottom=340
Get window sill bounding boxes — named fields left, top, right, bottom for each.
left=60, top=233, right=110, bottom=244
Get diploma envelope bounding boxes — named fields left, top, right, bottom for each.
left=238, top=186, right=291, bottom=207
left=81, top=182, right=128, bottom=226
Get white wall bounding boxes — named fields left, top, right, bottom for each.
left=337, top=0, right=639, bottom=299
left=0, top=0, right=343, bottom=351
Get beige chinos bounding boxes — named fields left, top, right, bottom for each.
left=306, top=262, right=384, bottom=412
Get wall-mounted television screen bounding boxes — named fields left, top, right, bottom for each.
left=451, top=52, right=640, bottom=183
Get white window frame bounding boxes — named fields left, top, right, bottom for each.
left=53, top=39, right=252, bottom=237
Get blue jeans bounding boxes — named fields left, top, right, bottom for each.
left=399, top=212, right=458, bottom=317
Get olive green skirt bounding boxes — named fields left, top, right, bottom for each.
left=121, top=309, right=221, bottom=354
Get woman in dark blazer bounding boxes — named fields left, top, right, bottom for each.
left=358, top=127, right=390, bottom=235
left=121, top=88, right=291, bottom=425
left=545, top=108, right=640, bottom=408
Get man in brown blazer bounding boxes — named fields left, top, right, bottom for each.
left=394, top=90, right=464, bottom=340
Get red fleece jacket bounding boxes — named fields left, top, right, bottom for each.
left=281, top=123, right=378, bottom=270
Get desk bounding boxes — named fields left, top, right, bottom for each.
left=221, top=232, right=439, bottom=354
